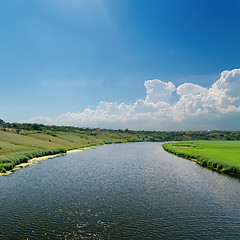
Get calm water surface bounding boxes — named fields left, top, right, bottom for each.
left=0, top=142, right=240, bottom=239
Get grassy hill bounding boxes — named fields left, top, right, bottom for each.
left=0, top=128, right=141, bottom=156
left=0, top=127, right=146, bottom=172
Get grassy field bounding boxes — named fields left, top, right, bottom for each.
left=163, top=141, right=240, bottom=176
left=0, top=128, right=147, bottom=173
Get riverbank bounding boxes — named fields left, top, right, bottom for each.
left=163, top=141, right=240, bottom=177
left=0, top=128, right=149, bottom=175
left=0, top=147, right=96, bottom=176
left=0, top=152, right=66, bottom=176
left=0, top=127, right=144, bottom=174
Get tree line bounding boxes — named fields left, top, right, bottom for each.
left=0, top=119, right=240, bottom=141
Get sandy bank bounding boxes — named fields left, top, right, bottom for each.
left=0, top=146, right=97, bottom=176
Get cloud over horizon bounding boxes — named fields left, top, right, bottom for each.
left=31, top=69, right=240, bottom=130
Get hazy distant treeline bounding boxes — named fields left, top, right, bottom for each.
left=0, top=119, right=240, bottom=141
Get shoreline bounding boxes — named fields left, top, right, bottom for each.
left=163, top=143, right=240, bottom=178
left=0, top=146, right=97, bottom=176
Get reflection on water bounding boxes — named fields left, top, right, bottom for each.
left=0, top=143, right=240, bottom=239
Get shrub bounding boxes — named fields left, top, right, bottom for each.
left=0, top=148, right=67, bottom=172
left=0, top=167, right=6, bottom=173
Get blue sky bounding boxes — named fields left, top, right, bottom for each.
left=1, top=0, right=240, bottom=130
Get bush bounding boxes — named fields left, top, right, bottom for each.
left=0, top=167, right=6, bottom=173
left=0, top=148, right=67, bottom=172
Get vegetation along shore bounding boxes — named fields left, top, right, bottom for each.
left=0, top=119, right=240, bottom=175
left=163, top=141, right=240, bottom=177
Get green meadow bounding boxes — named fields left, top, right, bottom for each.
left=163, top=141, right=240, bottom=176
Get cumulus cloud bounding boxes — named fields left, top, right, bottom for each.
left=31, top=69, right=240, bottom=130
left=176, top=83, right=207, bottom=96
left=173, top=69, right=240, bottom=120
left=144, top=79, right=176, bottom=103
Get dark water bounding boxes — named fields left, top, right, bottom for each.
left=0, top=143, right=240, bottom=239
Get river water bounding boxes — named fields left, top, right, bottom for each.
left=0, top=142, right=240, bottom=239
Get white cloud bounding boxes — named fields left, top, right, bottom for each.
left=31, top=69, right=240, bottom=130
left=173, top=69, right=240, bottom=119
left=144, top=79, right=176, bottom=103
left=177, top=83, right=207, bottom=96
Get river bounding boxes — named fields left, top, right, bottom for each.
left=0, top=142, right=240, bottom=239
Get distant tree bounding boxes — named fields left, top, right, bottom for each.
left=32, top=123, right=42, bottom=131
left=0, top=119, right=5, bottom=124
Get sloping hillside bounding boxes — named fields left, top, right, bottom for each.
left=0, top=128, right=142, bottom=157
